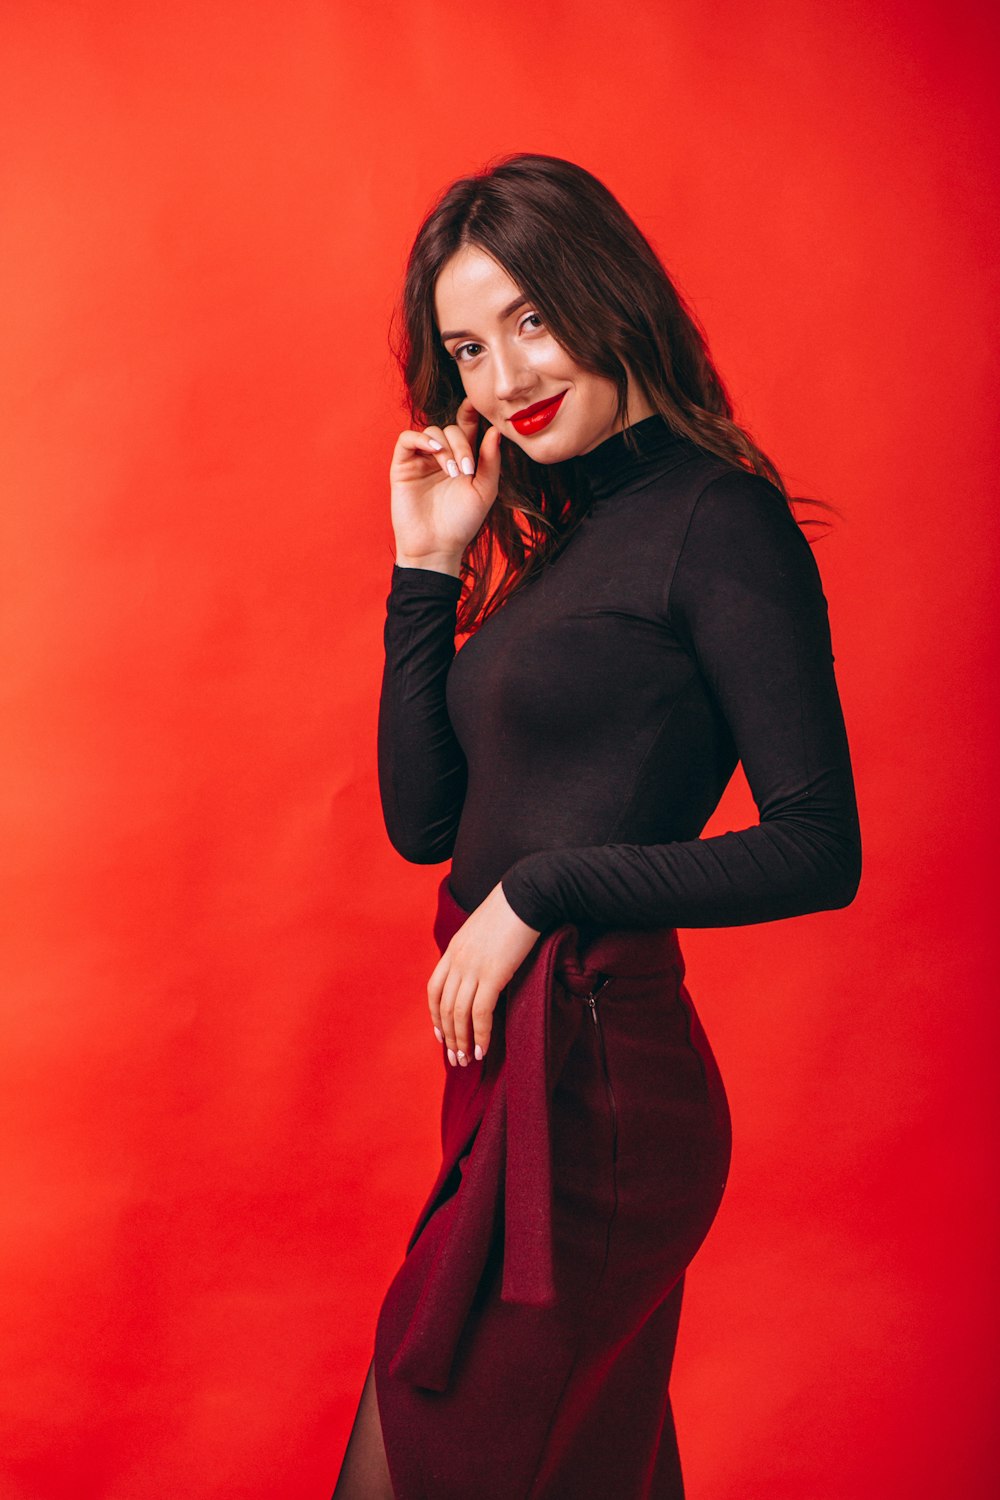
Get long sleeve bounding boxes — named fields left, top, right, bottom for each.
left=500, top=472, right=862, bottom=932
left=376, top=564, right=468, bottom=863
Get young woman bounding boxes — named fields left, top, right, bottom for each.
left=334, top=152, right=861, bottom=1499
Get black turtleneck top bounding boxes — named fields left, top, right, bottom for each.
left=376, top=414, right=861, bottom=935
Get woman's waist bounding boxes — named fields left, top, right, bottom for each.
left=435, top=870, right=685, bottom=987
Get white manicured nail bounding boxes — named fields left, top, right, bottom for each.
left=446, top=459, right=459, bottom=478
left=428, top=438, right=443, bottom=450
left=461, top=456, right=475, bottom=475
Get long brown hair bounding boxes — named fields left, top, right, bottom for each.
left=389, top=152, right=833, bottom=635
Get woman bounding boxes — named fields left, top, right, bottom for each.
left=334, top=153, right=861, bottom=1499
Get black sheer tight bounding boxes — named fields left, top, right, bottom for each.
left=332, top=1357, right=395, bottom=1499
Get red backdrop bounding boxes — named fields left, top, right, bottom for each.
left=1, top=1, right=996, bottom=1495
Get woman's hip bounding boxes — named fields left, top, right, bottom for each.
left=549, top=965, right=732, bottom=1308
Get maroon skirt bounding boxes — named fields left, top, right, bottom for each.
left=374, top=874, right=732, bottom=1499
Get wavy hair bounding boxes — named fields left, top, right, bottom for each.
left=389, top=152, right=834, bottom=634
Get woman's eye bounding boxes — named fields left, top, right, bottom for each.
left=451, top=315, right=543, bottom=363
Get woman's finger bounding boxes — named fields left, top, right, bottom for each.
left=470, top=985, right=498, bottom=1062
left=440, top=421, right=478, bottom=479
left=451, top=974, right=479, bottom=1066
left=427, top=961, right=445, bottom=1046
left=453, top=396, right=485, bottom=443
left=427, top=950, right=453, bottom=1043
left=392, top=429, right=461, bottom=488
left=397, top=428, right=446, bottom=462
left=438, top=964, right=465, bottom=1065
left=421, top=424, right=469, bottom=480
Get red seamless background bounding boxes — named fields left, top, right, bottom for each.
left=1, top=2, right=996, bottom=1496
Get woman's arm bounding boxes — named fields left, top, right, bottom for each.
left=376, top=564, right=468, bottom=863
left=500, top=471, right=862, bottom=932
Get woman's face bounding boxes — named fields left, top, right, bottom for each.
left=434, top=245, right=653, bottom=461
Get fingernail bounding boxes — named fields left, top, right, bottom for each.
left=460, top=456, right=474, bottom=475
left=428, top=438, right=443, bottom=450
left=447, top=1048, right=456, bottom=1066
left=447, top=459, right=459, bottom=478
left=457, top=1050, right=467, bottom=1066
left=434, top=1026, right=443, bottom=1043
left=474, top=1044, right=483, bottom=1061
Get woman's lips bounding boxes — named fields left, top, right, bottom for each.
left=510, top=390, right=567, bottom=436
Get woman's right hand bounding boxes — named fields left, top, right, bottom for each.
left=389, top=396, right=503, bottom=572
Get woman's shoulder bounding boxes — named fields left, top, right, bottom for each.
left=678, top=460, right=807, bottom=556
left=633, top=449, right=791, bottom=541
left=685, top=457, right=788, bottom=514
left=666, top=460, right=825, bottom=627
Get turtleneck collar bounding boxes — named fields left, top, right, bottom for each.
left=570, top=412, right=694, bottom=503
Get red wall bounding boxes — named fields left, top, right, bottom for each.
left=1, top=2, right=995, bottom=1495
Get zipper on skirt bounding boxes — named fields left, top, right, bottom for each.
left=585, top=976, right=619, bottom=1184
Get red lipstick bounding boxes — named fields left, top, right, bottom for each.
left=510, top=390, right=567, bottom=436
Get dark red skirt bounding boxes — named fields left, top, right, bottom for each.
left=374, top=874, right=732, bottom=1499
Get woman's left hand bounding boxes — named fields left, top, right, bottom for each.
left=428, top=880, right=542, bottom=1067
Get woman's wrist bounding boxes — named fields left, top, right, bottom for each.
left=394, top=551, right=463, bottom=577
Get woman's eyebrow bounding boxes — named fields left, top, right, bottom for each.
left=440, top=295, right=530, bottom=343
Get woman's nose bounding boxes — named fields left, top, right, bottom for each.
left=491, top=348, right=534, bottom=404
